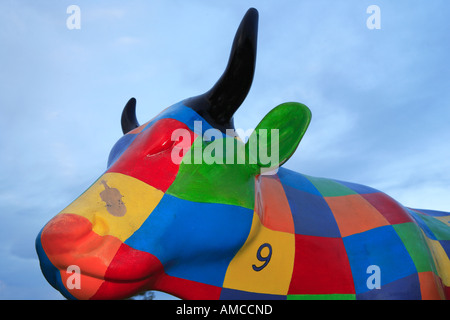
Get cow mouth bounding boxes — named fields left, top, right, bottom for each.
left=36, top=213, right=163, bottom=300
left=63, top=268, right=158, bottom=300
left=40, top=262, right=158, bottom=300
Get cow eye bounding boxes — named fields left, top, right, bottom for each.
left=145, top=134, right=175, bottom=156
left=141, top=120, right=179, bottom=156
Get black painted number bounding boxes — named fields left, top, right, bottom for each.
left=252, top=243, right=272, bottom=271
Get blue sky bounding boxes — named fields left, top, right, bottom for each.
left=0, top=1, right=449, bottom=299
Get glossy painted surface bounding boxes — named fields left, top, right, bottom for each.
left=36, top=8, right=450, bottom=300
left=36, top=99, right=450, bottom=300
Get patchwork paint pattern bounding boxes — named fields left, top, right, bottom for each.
left=35, top=8, right=450, bottom=300
left=36, top=101, right=450, bottom=300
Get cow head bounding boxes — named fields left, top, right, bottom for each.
left=36, top=8, right=311, bottom=300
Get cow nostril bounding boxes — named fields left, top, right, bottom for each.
left=92, top=215, right=109, bottom=236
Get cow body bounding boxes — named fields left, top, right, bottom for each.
left=36, top=8, right=450, bottom=300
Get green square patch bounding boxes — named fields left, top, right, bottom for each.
left=393, top=222, right=436, bottom=273
left=418, top=214, right=450, bottom=241
left=304, top=176, right=358, bottom=197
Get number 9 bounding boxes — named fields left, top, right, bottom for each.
left=252, top=243, right=272, bottom=271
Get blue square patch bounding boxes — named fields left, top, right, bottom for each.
left=125, top=194, right=253, bottom=287
left=343, top=225, right=417, bottom=295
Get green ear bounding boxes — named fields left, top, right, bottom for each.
left=246, top=102, right=311, bottom=172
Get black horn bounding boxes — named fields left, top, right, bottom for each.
left=121, top=97, right=140, bottom=134
left=184, top=8, right=259, bottom=133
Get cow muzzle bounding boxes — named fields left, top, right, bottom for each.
left=36, top=172, right=165, bottom=299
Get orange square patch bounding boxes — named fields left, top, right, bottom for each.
left=325, top=194, right=390, bottom=237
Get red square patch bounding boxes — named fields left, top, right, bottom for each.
left=361, top=192, right=414, bottom=225
left=107, top=118, right=196, bottom=192
left=288, top=234, right=355, bottom=295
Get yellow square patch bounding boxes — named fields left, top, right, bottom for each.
left=61, top=172, right=164, bottom=242
left=222, top=213, right=295, bottom=295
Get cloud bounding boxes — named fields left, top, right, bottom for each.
left=85, top=6, right=127, bottom=22
left=114, top=36, right=142, bottom=46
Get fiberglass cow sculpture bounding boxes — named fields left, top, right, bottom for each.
left=36, top=8, right=450, bottom=300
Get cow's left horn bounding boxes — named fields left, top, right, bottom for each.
left=184, top=8, right=259, bottom=133
left=121, top=97, right=140, bottom=134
